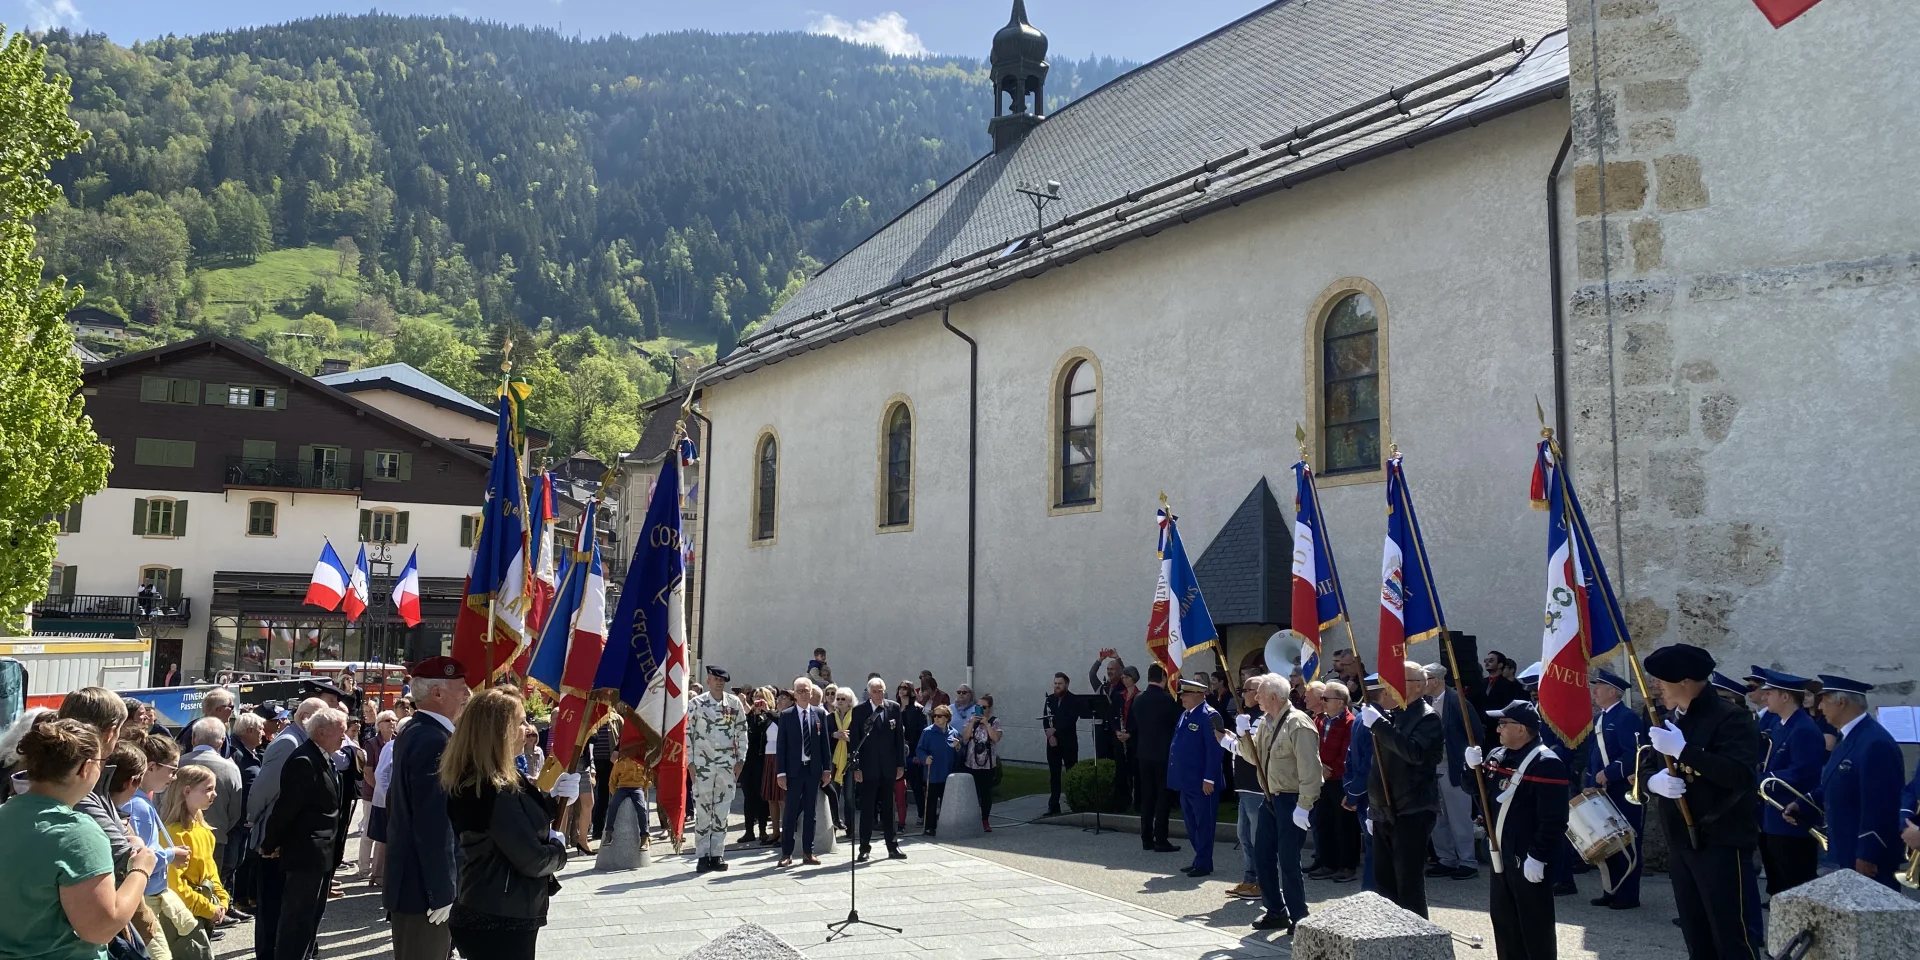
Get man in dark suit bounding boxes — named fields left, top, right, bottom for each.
left=777, top=677, right=832, bottom=867
left=385, top=657, right=472, bottom=960
left=248, top=697, right=326, bottom=960
left=1043, top=672, right=1081, bottom=816
left=1125, top=664, right=1181, bottom=853
left=1360, top=659, right=1445, bottom=918
left=259, top=707, right=345, bottom=960
left=849, top=677, right=908, bottom=861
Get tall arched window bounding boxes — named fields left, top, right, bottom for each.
left=753, top=433, right=778, bottom=542
left=1321, top=290, right=1383, bottom=475
left=882, top=403, right=912, bottom=528
left=1059, top=358, right=1097, bottom=506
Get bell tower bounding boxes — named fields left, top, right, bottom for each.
left=989, top=0, right=1050, bottom=152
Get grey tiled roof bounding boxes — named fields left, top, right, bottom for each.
left=714, top=0, right=1568, bottom=381
left=1193, top=478, right=1294, bottom=628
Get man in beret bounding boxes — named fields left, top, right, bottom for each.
left=1584, top=668, right=1643, bottom=909
left=687, top=665, right=748, bottom=873
left=385, top=657, right=471, bottom=960
left=1637, top=644, right=1763, bottom=960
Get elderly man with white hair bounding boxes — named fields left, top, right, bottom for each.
left=261, top=707, right=349, bottom=960
left=1239, top=673, right=1323, bottom=932
left=249, top=695, right=330, bottom=960
left=179, top=715, right=246, bottom=901
left=1421, top=662, right=1485, bottom=881
left=1356, top=659, right=1445, bottom=918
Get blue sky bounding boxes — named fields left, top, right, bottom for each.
left=12, top=0, right=1270, bottom=62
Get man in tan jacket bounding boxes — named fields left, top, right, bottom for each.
left=1239, top=673, right=1323, bottom=932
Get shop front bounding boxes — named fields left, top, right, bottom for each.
left=203, top=571, right=465, bottom=677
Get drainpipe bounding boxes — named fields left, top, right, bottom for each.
left=941, top=306, right=978, bottom=690
left=688, top=395, right=715, bottom=663
left=1546, top=129, right=1574, bottom=459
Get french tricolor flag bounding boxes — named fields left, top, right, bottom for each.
left=305, top=541, right=349, bottom=611
left=344, top=545, right=372, bottom=622
left=393, top=549, right=423, bottom=627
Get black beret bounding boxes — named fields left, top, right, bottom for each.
left=1644, top=644, right=1715, bottom=683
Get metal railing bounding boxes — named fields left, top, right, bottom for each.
left=36, top=594, right=192, bottom=623
left=224, top=456, right=358, bottom=491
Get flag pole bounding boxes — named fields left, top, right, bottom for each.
left=1540, top=419, right=1699, bottom=850
left=1394, top=445, right=1499, bottom=855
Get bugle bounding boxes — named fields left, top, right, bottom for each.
left=1759, top=776, right=1828, bottom=850
left=1900, top=848, right=1919, bottom=890
left=1625, top=743, right=1663, bottom=806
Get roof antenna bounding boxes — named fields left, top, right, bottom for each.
left=1015, top=179, right=1063, bottom=243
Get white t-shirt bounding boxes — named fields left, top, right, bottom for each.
left=373, top=739, right=396, bottom=807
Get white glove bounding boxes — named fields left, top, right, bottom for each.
left=1359, top=704, right=1383, bottom=728
left=1365, top=818, right=1375, bottom=836
left=1647, top=720, right=1687, bottom=758
left=1292, top=806, right=1312, bottom=831
left=427, top=905, right=451, bottom=925
left=1648, top=769, right=1687, bottom=799
left=1463, top=746, right=1483, bottom=768
left=1523, top=856, right=1547, bottom=883
left=549, top=829, right=565, bottom=845
left=551, top=772, right=582, bottom=800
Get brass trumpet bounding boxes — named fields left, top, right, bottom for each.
left=1625, top=743, right=1663, bottom=806
left=1900, top=849, right=1919, bottom=890
left=1759, top=776, right=1828, bottom=850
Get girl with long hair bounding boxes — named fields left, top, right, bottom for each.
left=160, top=765, right=230, bottom=928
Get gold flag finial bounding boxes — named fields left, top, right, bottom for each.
left=1295, top=422, right=1309, bottom=463
left=1535, top=395, right=1553, bottom=439
left=500, top=337, right=514, bottom=375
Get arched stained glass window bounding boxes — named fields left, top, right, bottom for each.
left=1322, top=292, right=1381, bottom=474
left=883, top=404, right=912, bottom=527
left=754, top=434, right=778, bottom=541
left=1060, top=360, right=1097, bottom=506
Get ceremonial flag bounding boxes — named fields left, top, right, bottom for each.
left=595, top=454, right=689, bottom=844
left=1292, top=461, right=1352, bottom=682
left=304, top=541, right=349, bottom=611
left=392, top=549, right=422, bottom=627
left=1145, top=504, right=1218, bottom=681
left=1531, top=441, right=1628, bottom=745
left=512, top=473, right=560, bottom=678
left=343, top=546, right=371, bottom=622
left=1378, top=455, right=1446, bottom=708
left=450, top=392, right=533, bottom=681
left=534, top=503, right=612, bottom=788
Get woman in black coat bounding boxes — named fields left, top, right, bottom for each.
left=439, top=688, right=568, bottom=960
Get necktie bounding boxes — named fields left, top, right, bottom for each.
left=802, top=709, right=813, bottom=764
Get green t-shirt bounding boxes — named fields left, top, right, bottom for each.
left=0, top=792, right=115, bottom=960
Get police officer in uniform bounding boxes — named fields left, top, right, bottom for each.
left=1637, top=644, right=1763, bottom=960
left=1168, top=677, right=1226, bottom=878
left=1465, top=701, right=1568, bottom=960
left=1746, top=666, right=1824, bottom=895
left=1786, top=675, right=1905, bottom=889
left=1585, top=668, right=1643, bottom=909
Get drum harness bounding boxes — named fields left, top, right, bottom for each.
left=1487, top=742, right=1552, bottom=875
left=1588, top=728, right=1638, bottom=895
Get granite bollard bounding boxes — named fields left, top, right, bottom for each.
left=680, top=922, right=807, bottom=960
left=596, top=795, right=649, bottom=870
left=1767, top=869, right=1920, bottom=960
left=1291, top=891, right=1453, bottom=960
left=937, top=772, right=984, bottom=839
left=810, top=785, right=837, bottom=857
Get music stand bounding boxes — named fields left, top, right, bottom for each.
left=1076, top=692, right=1116, bottom=835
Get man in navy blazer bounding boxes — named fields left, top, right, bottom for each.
left=1795, top=675, right=1905, bottom=888
left=385, top=658, right=472, bottom=960
left=1585, top=669, right=1645, bottom=908
left=777, top=677, right=832, bottom=867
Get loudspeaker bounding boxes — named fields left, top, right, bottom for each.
left=1442, top=631, right=1484, bottom=692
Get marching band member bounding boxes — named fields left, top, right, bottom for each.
left=1746, top=666, right=1824, bottom=895
left=1584, top=669, right=1643, bottom=909
left=1902, top=756, right=1920, bottom=857
left=1636, top=643, right=1763, bottom=960
left=1464, top=700, right=1569, bottom=960
left=1520, top=661, right=1582, bottom=896
left=1785, top=675, right=1905, bottom=889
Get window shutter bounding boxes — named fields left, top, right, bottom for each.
left=359, top=509, right=372, bottom=542
left=141, top=376, right=171, bottom=402
left=398, top=452, right=412, bottom=481
left=60, top=565, right=78, bottom=597
left=395, top=511, right=410, bottom=543
left=460, top=515, right=474, bottom=548
left=338, top=448, right=352, bottom=485
left=170, top=379, right=200, bottom=405
left=363, top=452, right=376, bottom=483
left=205, top=382, right=228, bottom=406
left=244, top=440, right=276, bottom=461
left=169, top=440, right=196, bottom=468
left=172, top=499, right=188, bottom=536
left=134, top=438, right=161, bottom=465
left=133, top=498, right=148, bottom=535
left=271, top=388, right=287, bottom=410
left=68, top=500, right=81, bottom=533
left=166, top=569, right=183, bottom=603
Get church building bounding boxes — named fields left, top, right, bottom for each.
left=684, top=0, right=1919, bottom=763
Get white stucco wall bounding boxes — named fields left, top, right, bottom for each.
left=346, top=390, right=497, bottom=450
left=51, top=486, right=479, bottom=676
left=696, top=104, right=1572, bottom=762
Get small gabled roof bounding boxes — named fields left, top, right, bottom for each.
left=68, top=306, right=130, bottom=328
left=84, top=335, right=492, bottom=471
left=317, top=362, right=498, bottom=418
left=1193, top=478, right=1295, bottom=628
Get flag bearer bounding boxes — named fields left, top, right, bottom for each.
left=1584, top=668, right=1644, bottom=909
left=687, top=666, right=746, bottom=873
left=1466, top=701, right=1569, bottom=960
left=1787, top=675, right=1905, bottom=889
left=1746, top=666, right=1824, bottom=896
left=1168, top=678, right=1226, bottom=877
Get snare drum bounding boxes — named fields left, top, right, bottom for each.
left=1566, top=788, right=1636, bottom=863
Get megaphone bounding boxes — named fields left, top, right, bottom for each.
left=1265, top=629, right=1309, bottom=675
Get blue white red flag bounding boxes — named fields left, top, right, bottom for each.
left=1532, top=440, right=1627, bottom=745
left=392, top=549, right=422, bottom=627
left=1378, top=455, right=1446, bottom=708
left=535, top=503, right=612, bottom=787
left=1145, top=505, right=1218, bottom=681
left=450, top=392, right=532, bottom=680
left=512, top=473, right=560, bottom=678
left=304, top=541, right=349, bottom=611
left=596, top=454, right=688, bottom=843
left=343, top=546, right=371, bottom=622
left=1291, top=462, right=1351, bottom=682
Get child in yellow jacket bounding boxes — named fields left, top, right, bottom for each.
left=160, top=765, right=231, bottom=924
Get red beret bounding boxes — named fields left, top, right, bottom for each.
left=408, top=656, right=468, bottom=681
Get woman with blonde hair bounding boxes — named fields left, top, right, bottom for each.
left=439, top=688, right=567, bottom=960
left=160, top=765, right=230, bottom=929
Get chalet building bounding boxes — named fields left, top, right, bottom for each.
left=683, top=0, right=1920, bottom=764
left=49, top=337, right=495, bottom=682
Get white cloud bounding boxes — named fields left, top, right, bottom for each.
left=23, top=0, right=84, bottom=31
left=806, top=11, right=929, bottom=57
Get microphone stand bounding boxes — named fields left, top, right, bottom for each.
left=827, top=703, right=903, bottom=941
left=1084, top=715, right=1108, bottom=835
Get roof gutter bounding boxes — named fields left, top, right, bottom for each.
left=712, top=78, right=1570, bottom=383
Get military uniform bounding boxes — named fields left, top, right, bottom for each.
left=1168, top=685, right=1225, bottom=875
left=1812, top=675, right=1905, bottom=889
left=687, top=684, right=747, bottom=869
left=1478, top=706, right=1570, bottom=960
left=1584, top=674, right=1645, bottom=907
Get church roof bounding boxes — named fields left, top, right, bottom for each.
left=1193, top=478, right=1295, bottom=628
left=712, top=0, right=1568, bottom=382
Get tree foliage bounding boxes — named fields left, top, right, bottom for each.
left=0, top=26, right=113, bottom=632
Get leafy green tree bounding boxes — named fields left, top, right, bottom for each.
left=290, top=313, right=338, bottom=347
left=0, top=28, right=112, bottom=632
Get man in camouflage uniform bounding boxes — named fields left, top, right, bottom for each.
left=688, top=665, right=747, bottom=873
